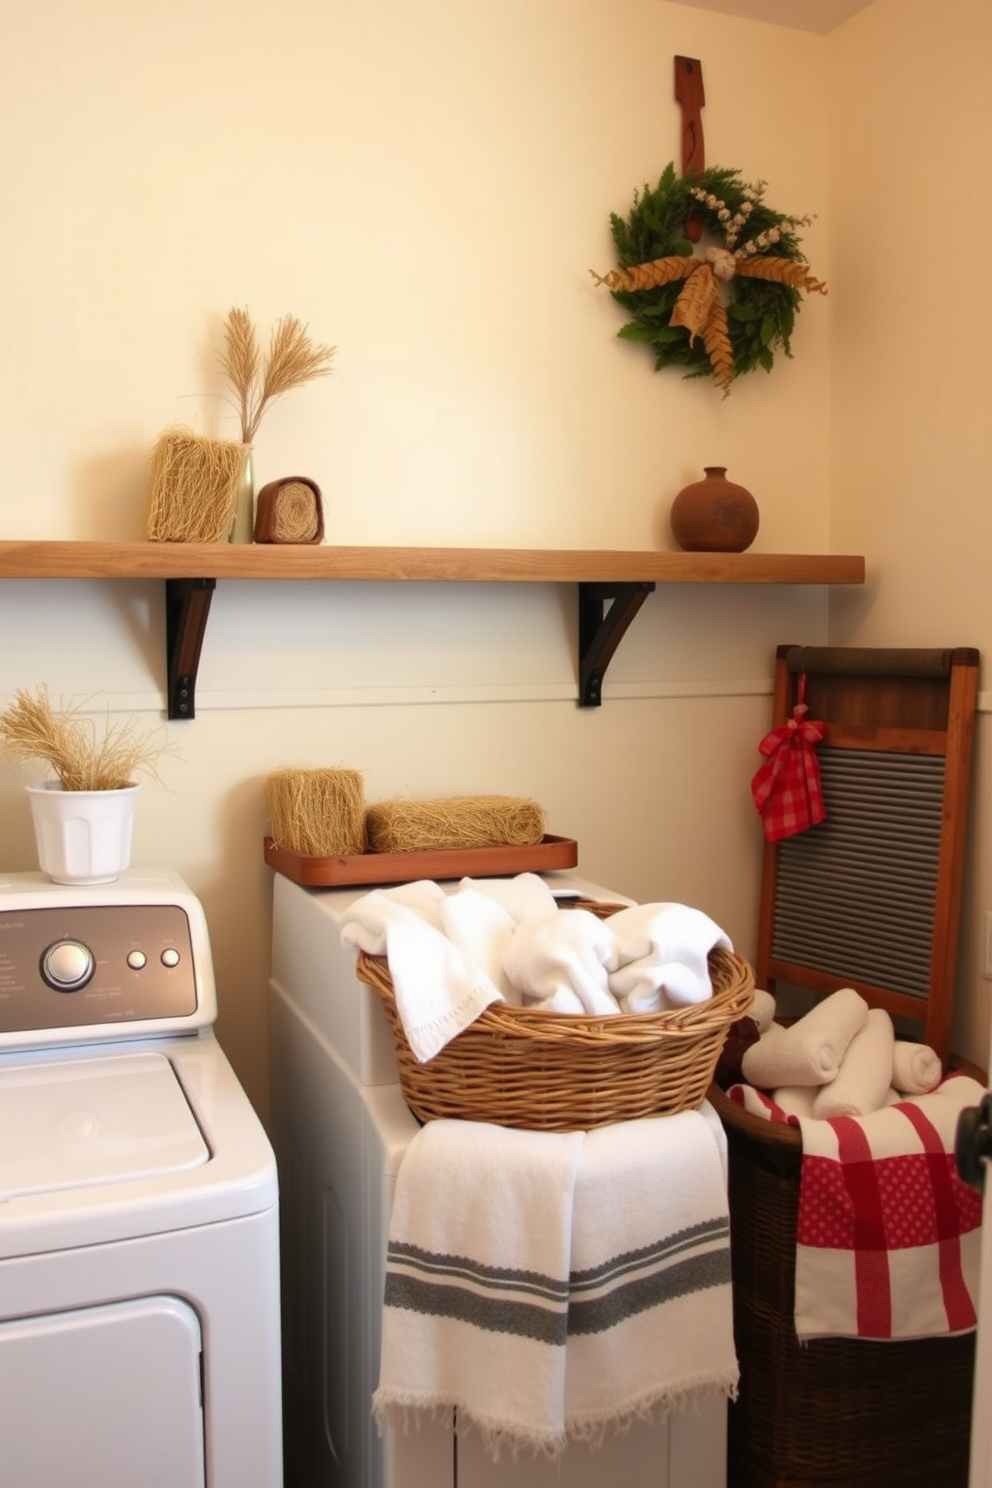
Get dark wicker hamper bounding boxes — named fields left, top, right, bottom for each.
left=709, top=1083, right=976, bottom=1488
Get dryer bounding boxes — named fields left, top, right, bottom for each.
left=0, top=869, right=282, bottom=1488
left=269, top=870, right=728, bottom=1488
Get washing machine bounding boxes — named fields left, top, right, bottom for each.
left=0, top=868, right=282, bottom=1488
left=269, top=869, right=728, bottom=1488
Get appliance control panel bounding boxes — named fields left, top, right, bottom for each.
left=0, top=903, right=200, bottom=1035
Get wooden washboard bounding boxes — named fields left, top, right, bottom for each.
left=754, top=644, right=979, bottom=1063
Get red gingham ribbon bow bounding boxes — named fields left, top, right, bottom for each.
left=750, top=674, right=827, bottom=842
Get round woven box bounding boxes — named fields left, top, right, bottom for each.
left=355, top=903, right=754, bottom=1131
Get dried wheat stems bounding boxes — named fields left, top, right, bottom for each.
left=0, top=686, right=168, bottom=791
left=219, top=308, right=336, bottom=445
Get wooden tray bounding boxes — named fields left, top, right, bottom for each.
left=263, top=834, right=578, bottom=887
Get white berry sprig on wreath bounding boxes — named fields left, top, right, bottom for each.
left=591, top=163, right=825, bottom=396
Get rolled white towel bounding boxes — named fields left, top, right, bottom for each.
left=504, top=910, right=621, bottom=1016
left=891, top=1040, right=942, bottom=1095
left=750, top=987, right=777, bottom=1034
left=812, top=1008, right=896, bottom=1119
left=607, top=902, right=732, bottom=1012
left=741, top=987, right=869, bottom=1088
left=772, top=1085, right=818, bottom=1119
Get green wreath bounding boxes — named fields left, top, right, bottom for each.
left=591, top=163, right=826, bottom=396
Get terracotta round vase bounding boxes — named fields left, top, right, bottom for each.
left=670, top=466, right=759, bottom=553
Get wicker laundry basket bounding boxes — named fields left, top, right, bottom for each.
left=355, top=900, right=754, bottom=1132
left=707, top=1083, right=976, bottom=1488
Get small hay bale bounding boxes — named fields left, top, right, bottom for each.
left=366, top=795, right=546, bottom=853
left=145, top=427, right=249, bottom=543
left=265, top=768, right=367, bottom=857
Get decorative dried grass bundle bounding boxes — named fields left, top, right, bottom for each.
left=220, top=308, right=336, bottom=445
left=0, top=686, right=169, bottom=791
left=366, top=795, right=546, bottom=854
left=265, top=768, right=367, bottom=858
left=145, top=427, right=248, bottom=542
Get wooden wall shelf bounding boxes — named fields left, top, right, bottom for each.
left=0, top=541, right=866, bottom=719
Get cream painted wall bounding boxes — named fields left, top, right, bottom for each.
left=0, top=0, right=834, bottom=551
left=827, top=0, right=992, bottom=1068
left=1, top=0, right=840, bottom=1119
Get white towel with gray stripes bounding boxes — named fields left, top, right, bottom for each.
left=372, top=1110, right=738, bottom=1460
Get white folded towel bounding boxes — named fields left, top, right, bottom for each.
left=440, top=886, right=519, bottom=1002
left=504, top=910, right=622, bottom=1016
left=741, top=987, right=869, bottom=1088
left=374, top=877, right=447, bottom=931
left=813, top=1008, right=896, bottom=1119
left=750, top=987, right=778, bottom=1034
left=374, top=1109, right=738, bottom=1460
left=892, top=1040, right=943, bottom=1095
left=458, top=872, right=559, bottom=923
left=563, top=1112, right=739, bottom=1441
left=374, top=1118, right=584, bottom=1459
left=522, top=985, right=589, bottom=1015
left=339, top=889, right=502, bottom=1062
left=606, top=903, right=732, bottom=1012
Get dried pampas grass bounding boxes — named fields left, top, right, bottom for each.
left=145, top=428, right=248, bottom=542
left=0, top=686, right=169, bottom=791
left=366, top=796, right=546, bottom=854
left=265, top=768, right=367, bottom=858
left=220, top=308, right=336, bottom=445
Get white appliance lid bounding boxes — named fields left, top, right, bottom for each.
left=0, top=1051, right=208, bottom=1201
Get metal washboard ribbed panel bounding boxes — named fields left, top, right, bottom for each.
left=771, top=746, right=945, bottom=999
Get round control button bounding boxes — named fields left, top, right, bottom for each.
left=161, top=947, right=181, bottom=968
left=41, top=939, right=95, bottom=991
left=126, top=950, right=147, bottom=970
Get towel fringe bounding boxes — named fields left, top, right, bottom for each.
left=373, top=1392, right=566, bottom=1462
left=565, top=1371, right=740, bottom=1451
left=372, top=1393, right=454, bottom=1439
left=373, top=1371, right=739, bottom=1462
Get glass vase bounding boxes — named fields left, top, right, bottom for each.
left=228, top=447, right=255, bottom=543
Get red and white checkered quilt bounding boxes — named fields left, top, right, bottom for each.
left=728, top=1074, right=984, bottom=1341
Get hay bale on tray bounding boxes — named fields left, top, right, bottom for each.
left=265, top=768, right=367, bottom=857
left=366, top=795, right=546, bottom=854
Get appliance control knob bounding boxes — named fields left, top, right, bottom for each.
left=41, top=939, right=95, bottom=991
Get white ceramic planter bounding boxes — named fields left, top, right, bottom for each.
left=27, top=782, right=139, bottom=885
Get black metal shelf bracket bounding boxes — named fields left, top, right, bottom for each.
left=577, top=581, right=656, bottom=707
left=163, top=574, right=653, bottom=718
left=165, top=577, right=216, bottom=720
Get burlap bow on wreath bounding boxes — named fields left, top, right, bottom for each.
left=591, top=164, right=826, bottom=397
